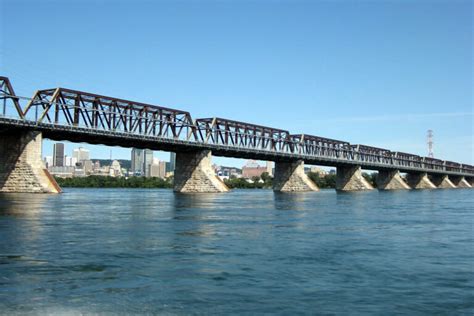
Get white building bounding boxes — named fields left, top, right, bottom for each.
left=266, top=161, right=274, bottom=176
left=43, top=156, right=53, bottom=168
left=73, top=147, right=90, bottom=162
left=109, top=160, right=122, bottom=177
left=64, top=156, right=78, bottom=167
left=149, top=158, right=166, bottom=178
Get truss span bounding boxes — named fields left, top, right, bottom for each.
left=0, top=76, right=472, bottom=177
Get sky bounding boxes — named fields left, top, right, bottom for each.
left=0, top=0, right=472, bottom=167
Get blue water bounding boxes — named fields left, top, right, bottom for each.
left=0, top=188, right=473, bottom=315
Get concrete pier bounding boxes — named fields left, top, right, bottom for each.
left=173, top=150, right=229, bottom=193
left=273, top=160, right=318, bottom=192
left=431, top=175, right=456, bottom=189
left=376, top=170, right=410, bottom=190
left=406, top=173, right=436, bottom=189
left=336, top=166, right=373, bottom=191
left=0, top=131, right=61, bottom=193
left=449, top=176, right=472, bottom=188
left=466, top=177, right=474, bottom=187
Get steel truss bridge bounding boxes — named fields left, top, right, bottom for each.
left=1, top=76, right=473, bottom=177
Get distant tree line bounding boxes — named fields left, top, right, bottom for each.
left=55, top=175, right=172, bottom=188
left=223, top=172, right=273, bottom=189
left=363, top=173, right=377, bottom=187
left=55, top=172, right=378, bottom=189
left=307, top=172, right=336, bottom=188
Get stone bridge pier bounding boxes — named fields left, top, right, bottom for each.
left=405, top=172, right=437, bottom=189
left=376, top=170, right=410, bottom=190
left=430, top=175, right=456, bottom=189
left=0, top=130, right=61, bottom=193
left=173, top=150, right=229, bottom=193
left=273, top=160, right=318, bottom=192
left=466, top=177, right=474, bottom=187
left=449, top=176, right=472, bottom=188
left=336, top=165, right=373, bottom=191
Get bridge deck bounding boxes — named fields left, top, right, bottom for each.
left=1, top=75, right=473, bottom=178
left=0, top=117, right=471, bottom=177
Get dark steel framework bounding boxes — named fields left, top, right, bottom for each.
left=289, top=134, right=351, bottom=159
left=0, top=76, right=473, bottom=176
left=0, top=76, right=23, bottom=118
left=22, top=88, right=196, bottom=140
left=195, top=117, right=291, bottom=151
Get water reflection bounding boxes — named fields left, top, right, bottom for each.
left=171, top=192, right=221, bottom=245
left=273, top=191, right=313, bottom=211
left=173, top=192, right=223, bottom=212
left=335, top=189, right=377, bottom=212
left=0, top=193, right=50, bottom=217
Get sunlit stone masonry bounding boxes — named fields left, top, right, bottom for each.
left=376, top=170, right=410, bottom=190
left=431, top=175, right=456, bottom=189
left=0, top=131, right=61, bottom=193
left=336, top=166, right=374, bottom=191
left=406, top=172, right=437, bottom=189
left=449, top=176, right=472, bottom=188
left=273, top=160, right=318, bottom=192
left=173, top=150, right=229, bottom=193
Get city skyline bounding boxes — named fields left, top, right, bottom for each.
left=42, top=142, right=276, bottom=171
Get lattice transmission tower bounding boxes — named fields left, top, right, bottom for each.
left=427, top=129, right=434, bottom=158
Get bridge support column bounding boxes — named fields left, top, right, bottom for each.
left=465, top=177, right=474, bottom=187
left=173, top=150, right=229, bottom=193
left=336, top=166, right=374, bottom=191
left=273, top=160, right=318, bottom=192
left=376, top=170, right=410, bottom=190
left=0, top=130, right=61, bottom=193
left=431, top=175, right=456, bottom=189
left=449, top=176, right=472, bottom=188
left=406, top=173, right=436, bottom=189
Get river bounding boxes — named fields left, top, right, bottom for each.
left=0, top=188, right=473, bottom=315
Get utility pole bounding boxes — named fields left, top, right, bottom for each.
left=427, top=130, right=434, bottom=158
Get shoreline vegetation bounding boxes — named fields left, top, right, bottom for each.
left=55, top=172, right=378, bottom=189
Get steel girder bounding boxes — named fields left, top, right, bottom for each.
left=0, top=75, right=473, bottom=176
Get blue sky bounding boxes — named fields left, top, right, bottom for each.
left=1, top=0, right=472, bottom=167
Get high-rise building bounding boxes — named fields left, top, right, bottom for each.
left=73, top=147, right=90, bottom=162
left=131, top=148, right=153, bottom=176
left=169, top=152, right=176, bottom=172
left=83, top=160, right=93, bottom=174
left=150, top=158, right=167, bottom=178
left=131, top=148, right=144, bottom=176
left=53, top=143, right=65, bottom=167
left=144, top=149, right=153, bottom=177
left=158, top=161, right=167, bottom=178
left=266, top=161, right=274, bottom=176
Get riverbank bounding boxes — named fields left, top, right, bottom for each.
left=55, top=172, right=377, bottom=189
left=55, top=176, right=173, bottom=188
